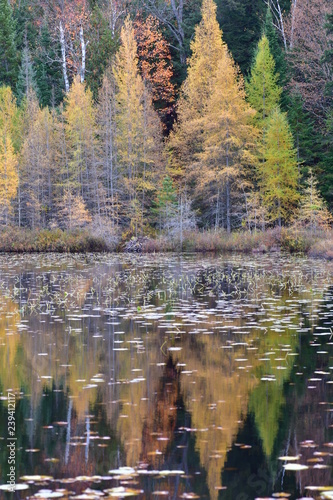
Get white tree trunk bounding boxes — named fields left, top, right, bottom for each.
left=60, top=21, right=70, bottom=93
left=80, top=26, right=86, bottom=83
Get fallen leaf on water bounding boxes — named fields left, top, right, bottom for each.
left=283, top=464, right=309, bottom=471
left=104, top=487, right=144, bottom=497
left=0, top=484, right=29, bottom=491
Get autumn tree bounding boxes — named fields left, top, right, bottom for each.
left=0, top=87, right=19, bottom=225
left=134, top=15, right=175, bottom=129
left=196, top=45, right=257, bottom=232
left=20, top=94, right=56, bottom=228
left=63, top=77, right=101, bottom=221
left=170, top=0, right=225, bottom=175
left=141, top=0, right=187, bottom=67
left=285, top=0, right=332, bottom=124
left=97, top=69, right=119, bottom=226
left=113, top=17, right=163, bottom=235
left=259, top=108, right=299, bottom=227
left=296, top=169, right=332, bottom=233
left=45, top=0, right=90, bottom=92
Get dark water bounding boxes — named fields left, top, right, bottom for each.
left=0, top=253, right=332, bottom=500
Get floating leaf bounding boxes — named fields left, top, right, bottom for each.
left=283, top=464, right=309, bottom=471
left=104, top=486, right=144, bottom=497
left=0, top=484, right=29, bottom=491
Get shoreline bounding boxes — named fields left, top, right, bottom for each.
left=0, top=228, right=332, bottom=260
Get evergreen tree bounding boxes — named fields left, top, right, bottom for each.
left=264, top=9, right=287, bottom=97
left=323, top=9, right=333, bottom=97
left=319, top=111, right=333, bottom=209
left=259, top=108, right=299, bottom=227
left=86, top=6, right=118, bottom=100
left=216, top=0, right=266, bottom=76
left=287, top=91, right=320, bottom=176
left=34, top=22, right=64, bottom=108
left=12, top=0, right=39, bottom=53
left=0, top=0, right=18, bottom=88
left=246, top=35, right=282, bottom=129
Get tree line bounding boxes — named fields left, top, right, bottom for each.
left=0, top=0, right=332, bottom=237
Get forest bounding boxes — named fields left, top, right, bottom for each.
left=0, top=0, right=332, bottom=251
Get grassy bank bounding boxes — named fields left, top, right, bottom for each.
left=0, top=227, right=332, bottom=259
left=0, top=228, right=109, bottom=253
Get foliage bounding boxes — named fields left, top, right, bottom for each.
left=0, top=0, right=330, bottom=241
left=246, top=35, right=282, bottom=129
left=0, top=0, right=18, bottom=88
left=0, top=87, right=19, bottom=225
left=295, top=169, right=332, bottom=232
left=134, top=15, right=175, bottom=130
left=216, top=0, right=266, bottom=75
left=259, top=108, right=299, bottom=226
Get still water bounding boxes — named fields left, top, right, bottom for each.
left=0, top=253, right=332, bottom=500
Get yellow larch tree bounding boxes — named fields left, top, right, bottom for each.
left=0, top=87, right=18, bottom=225
left=260, top=108, right=299, bottom=227
left=197, top=46, right=257, bottom=232
left=113, top=17, right=163, bottom=235
left=63, top=77, right=101, bottom=224
left=20, top=91, right=57, bottom=229
left=170, top=0, right=225, bottom=175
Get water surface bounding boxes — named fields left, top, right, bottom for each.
left=0, top=253, right=332, bottom=499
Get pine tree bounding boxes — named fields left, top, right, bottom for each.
left=216, top=0, right=266, bottom=76
left=246, top=34, right=282, bottom=129
left=197, top=45, right=257, bottom=232
left=34, top=22, right=64, bottom=108
left=170, top=0, right=225, bottom=173
left=323, top=8, right=333, bottom=97
left=0, top=0, right=18, bottom=88
left=264, top=9, right=287, bottom=95
left=287, top=91, right=319, bottom=176
left=259, top=108, right=299, bottom=226
left=86, top=5, right=118, bottom=100
left=319, top=111, right=333, bottom=209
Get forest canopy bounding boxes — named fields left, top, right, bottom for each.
left=0, top=0, right=332, bottom=239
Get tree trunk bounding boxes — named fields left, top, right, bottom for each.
left=60, top=22, right=70, bottom=93
left=80, top=26, right=86, bottom=83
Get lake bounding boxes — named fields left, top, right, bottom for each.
left=0, top=253, right=332, bottom=500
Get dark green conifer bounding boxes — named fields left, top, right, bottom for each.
left=0, top=0, right=19, bottom=88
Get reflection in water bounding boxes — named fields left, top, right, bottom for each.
left=0, top=253, right=332, bottom=499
